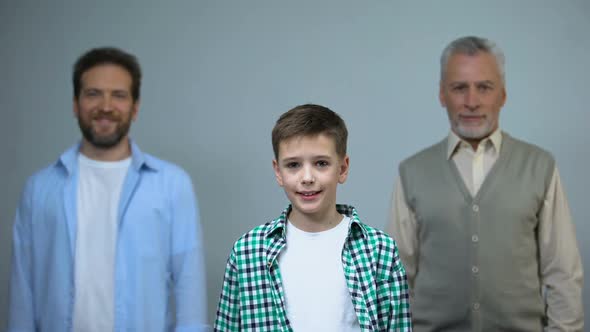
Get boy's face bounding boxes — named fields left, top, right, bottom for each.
left=273, top=134, right=349, bottom=226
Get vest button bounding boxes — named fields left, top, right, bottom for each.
left=473, top=302, right=480, bottom=310
left=472, top=204, right=479, bottom=212
left=472, top=266, right=479, bottom=273
left=472, top=235, right=479, bottom=242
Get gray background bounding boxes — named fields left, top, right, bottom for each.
left=1, top=0, right=589, bottom=328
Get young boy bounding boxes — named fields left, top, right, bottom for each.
left=214, top=104, right=412, bottom=331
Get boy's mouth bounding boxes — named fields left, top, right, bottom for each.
left=297, top=190, right=322, bottom=200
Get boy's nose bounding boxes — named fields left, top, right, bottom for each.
left=301, top=166, right=315, bottom=184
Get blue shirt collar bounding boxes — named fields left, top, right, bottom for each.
left=57, top=139, right=158, bottom=175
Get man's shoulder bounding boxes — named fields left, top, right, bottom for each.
left=399, top=138, right=447, bottom=170
left=504, top=133, right=555, bottom=162
left=16, top=151, right=74, bottom=209
left=137, top=151, right=196, bottom=188
left=24, top=158, right=68, bottom=191
left=141, top=152, right=187, bottom=174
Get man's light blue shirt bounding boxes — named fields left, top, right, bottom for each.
left=9, top=141, right=209, bottom=332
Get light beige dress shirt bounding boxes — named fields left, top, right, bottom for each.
left=387, top=129, right=584, bottom=331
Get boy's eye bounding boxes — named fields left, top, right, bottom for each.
left=316, top=160, right=329, bottom=167
left=285, top=162, right=300, bottom=169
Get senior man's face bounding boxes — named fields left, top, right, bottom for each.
left=439, top=52, right=506, bottom=148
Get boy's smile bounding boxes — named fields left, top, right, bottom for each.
left=273, top=134, right=349, bottom=232
left=299, top=190, right=321, bottom=200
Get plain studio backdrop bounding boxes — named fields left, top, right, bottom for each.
left=1, top=0, right=589, bottom=327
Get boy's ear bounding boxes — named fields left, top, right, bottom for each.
left=338, top=155, right=350, bottom=184
left=272, top=159, right=284, bottom=187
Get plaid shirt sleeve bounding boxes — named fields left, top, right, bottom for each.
left=343, top=205, right=412, bottom=331
left=389, top=243, right=412, bottom=331
left=214, top=248, right=240, bottom=331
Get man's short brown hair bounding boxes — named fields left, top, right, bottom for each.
left=73, top=47, right=142, bottom=101
left=271, top=104, right=348, bottom=160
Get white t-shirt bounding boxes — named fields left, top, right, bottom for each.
left=278, top=215, right=361, bottom=332
left=72, top=154, right=131, bottom=332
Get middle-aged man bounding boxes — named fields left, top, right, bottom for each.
left=387, top=36, right=583, bottom=331
left=8, top=47, right=209, bottom=331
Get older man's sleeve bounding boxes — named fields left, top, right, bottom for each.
left=386, top=176, right=419, bottom=291
left=171, top=171, right=210, bottom=332
left=8, top=178, right=36, bottom=331
left=538, top=167, right=584, bottom=331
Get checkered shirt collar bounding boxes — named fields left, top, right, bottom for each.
left=264, top=204, right=369, bottom=240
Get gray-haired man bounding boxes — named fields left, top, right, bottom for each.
left=387, top=36, right=583, bottom=331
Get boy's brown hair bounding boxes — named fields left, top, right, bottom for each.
left=271, top=104, right=348, bottom=160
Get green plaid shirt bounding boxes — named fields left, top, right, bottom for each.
left=214, top=205, right=412, bottom=331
